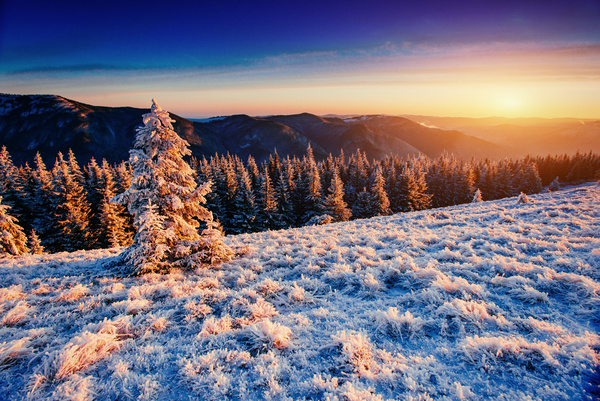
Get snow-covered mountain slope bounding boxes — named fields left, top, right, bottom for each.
left=1, top=184, right=599, bottom=400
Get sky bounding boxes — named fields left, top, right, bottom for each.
left=1, top=0, right=599, bottom=119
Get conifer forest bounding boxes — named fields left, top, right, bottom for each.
left=1, top=139, right=598, bottom=255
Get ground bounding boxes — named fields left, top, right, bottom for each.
left=1, top=184, right=599, bottom=400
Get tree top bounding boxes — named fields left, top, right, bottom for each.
left=142, top=99, right=175, bottom=130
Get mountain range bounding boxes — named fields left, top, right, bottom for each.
left=0, top=94, right=598, bottom=165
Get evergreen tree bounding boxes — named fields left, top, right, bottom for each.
left=472, top=188, right=483, bottom=203
left=114, top=99, right=232, bottom=272
left=0, top=197, right=29, bottom=255
left=0, top=146, right=29, bottom=230
left=50, top=152, right=94, bottom=252
left=125, top=201, right=174, bottom=274
left=247, top=155, right=260, bottom=190
left=369, top=165, right=391, bottom=217
left=323, top=170, right=351, bottom=222
left=548, top=176, right=560, bottom=192
left=276, top=159, right=296, bottom=227
left=28, top=229, right=44, bottom=254
left=230, top=166, right=257, bottom=234
left=397, top=165, right=432, bottom=212
left=256, top=167, right=285, bottom=230
left=29, top=152, right=55, bottom=247
left=95, top=160, right=133, bottom=248
left=521, top=162, right=543, bottom=194
left=352, top=187, right=373, bottom=219
left=301, top=145, right=323, bottom=224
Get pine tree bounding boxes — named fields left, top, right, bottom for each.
left=230, top=166, right=257, bottom=234
left=369, top=165, right=391, bottom=217
left=28, top=229, right=44, bottom=254
left=472, top=188, right=483, bottom=203
left=276, top=159, right=296, bottom=227
left=301, top=145, right=323, bottom=224
left=125, top=201, right=174, bottom=274
left=548, top=176, right=560, bottom=192
left=352, top=187, right=373, bottom=219
left=256, top=167, right=285, bottom=230
left=50, top=152, right=94, bottom=252
left=521, top=162, right=543, bottom=194
left=114, top=99, right=232, bottom=272
left=29, top=152, right=55, bottom=247
left=0, top=197, right=29, bottom=256
left=397, top=165, right=432, bottom=212
left=0, top=146, right=29, bottom=230
left=95, top=160, right=133, bottom=248
left=323, top=170, right=351, bottom=222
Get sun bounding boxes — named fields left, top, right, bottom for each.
left=495, top=94, right=525, bottom=117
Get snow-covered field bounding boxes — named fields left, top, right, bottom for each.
left=1, top=184, right=599, bottom=400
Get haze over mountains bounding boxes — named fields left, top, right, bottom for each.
left=1, top=94, right=598, bottom=165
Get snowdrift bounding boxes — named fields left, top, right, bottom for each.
left=1, top=184, right=599, bottom=400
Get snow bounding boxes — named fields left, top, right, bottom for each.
left=1, top=184, right=599, bottom=400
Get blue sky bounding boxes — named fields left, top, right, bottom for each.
left=1, top=0, right=599, bottom=118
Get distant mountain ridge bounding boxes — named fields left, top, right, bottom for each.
left=0, top=94, right=551, bottom=165
left=403, top=114, right=600, bottom=158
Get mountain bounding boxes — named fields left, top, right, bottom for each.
left=403, top=115, right=600, bottom=158
left=0, top=94, right=227, bottom=165
left=1, top=94, right=505, bottom=165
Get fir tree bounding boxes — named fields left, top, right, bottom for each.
left=230, top=166, right=257, bottom=234
left=352, top=187, right=373, bottom=219
left=369, top=165, right=391, bottom=217
left=256, top=167, right=285, bottom=230
left=0, top=146, right=29, bottom=230
left=472, top=188, right=483, bottom=203
left=114, top=99, right=232, bottom=272
left=125, top=201, right=174, bottom=274
left=521, top=162, right=543, bottom=194
left=548, top=177, right=560, bottom=192
left=323, top=170, right=351, bottom=222
left=50, top=152, right=94, bottom=252
left=0, top=197, right=29, bottom=255
left=397, top=165, right=432, bottom=212
left=28, top=229, right=44, bottom=254
left=29, top=152, right=55, bottom=247
left=301, top=145, right=323, bottom=224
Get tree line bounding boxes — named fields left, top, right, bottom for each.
left=1, top=144, right=599, bottom=255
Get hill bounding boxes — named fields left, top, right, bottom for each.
left=0, top=94, right=504, bottom=165
left=1, top=184, right=598, bottom=400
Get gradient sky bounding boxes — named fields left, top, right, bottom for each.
left=1, top=0, right=599, bottom=118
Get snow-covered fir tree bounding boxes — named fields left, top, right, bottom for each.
left=397, top=165, right=432, bottom=212
left=114, top=99, right=232, bottom=273
left=0, top=196, right=29, bottom=255
left=301, top=145, right=324, bottom=224
left=323, top=170, right=351, bottom=222
left=472, top=188, right=483, bottom=203
left=256, top=166, right=285, bottom=230
left=548, top=176, right=560, bottom=192
left=50, top=152, right=94, bottom=252
left=28, top=229, right=44, bottom=254
left=0, top=146, right=29, bottom=230
left=352, top=187, right=373, bottom=219
left=230, top=166, right=257, bottom=234
left=369, top=165, right=391, bottom=217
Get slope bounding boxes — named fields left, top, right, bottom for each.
left=1, top=183, right=599, bottom=400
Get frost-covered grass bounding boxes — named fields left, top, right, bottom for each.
left=1, top=184, right=599, bottom=400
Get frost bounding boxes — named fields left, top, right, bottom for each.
left=0, top=183, right=599, bottom=399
